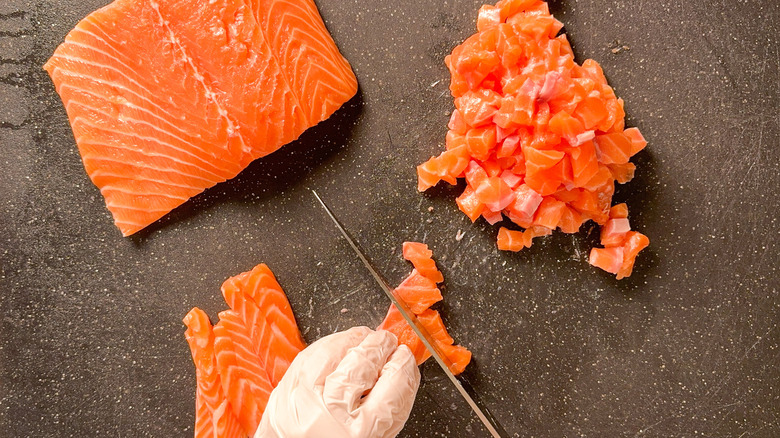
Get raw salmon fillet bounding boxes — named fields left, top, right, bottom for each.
left=44, top=0, right=357, bottom=236
left=416, top=0, right=649, bottom=278
left=184, top=308, right=246, bottom=438
left=378, top=242, right=472, bottom=375
left=183, top=264, right=305, bottom=437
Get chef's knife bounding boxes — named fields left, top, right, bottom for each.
left=313, top=190, right=509, bottom=438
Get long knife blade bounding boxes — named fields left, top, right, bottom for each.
left=313, top=190, right=508, bottom=438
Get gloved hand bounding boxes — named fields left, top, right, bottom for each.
left=255, top=327, right=420, bottom=438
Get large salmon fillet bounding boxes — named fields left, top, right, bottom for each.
left=44, top=0, right=357, bottom=236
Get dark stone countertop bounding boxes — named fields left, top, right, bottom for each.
left=1, top=0, right=778, bottom=436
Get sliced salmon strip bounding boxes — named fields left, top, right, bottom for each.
left=220, top=264, right=306, bottom=386
left=184, top=264, right=305, bottom=436
left=183, top=308, right=246, bottom=438
left=213, top=311, right=275, bottom=433
left=378, top=243, right=472, bottom=375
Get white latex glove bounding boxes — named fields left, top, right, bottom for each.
left=255, top=327, right=420, bottom=438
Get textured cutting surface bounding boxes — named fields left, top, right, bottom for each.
left=1, top=0, right=779, bottom=437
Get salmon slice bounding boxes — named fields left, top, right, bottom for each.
left=44, top=0, right=357, bottom=236
left=213, top=311, right=275, bottom=434
left=184, top=264, right=306, bottom=437
left=220, top=264, right=306, bottom=386
left=378, top=242, right=472, bottom=375
left=183, top=308, right=246, bottom=438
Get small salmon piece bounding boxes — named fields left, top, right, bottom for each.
left=511, top=154, right=527, bottom=176
left=600, top=97, right=626, bottom=133
left=482, top=209, right=505, bottom=224
left=416, top=309, right=455, bottom=346
left=456, top=185, right=486, bottom=222
left=609, top=203, right=629, bottom=219
left=507, top=184, right=544, bottom=223
left=497, top=227, right=526, bottom=251
left=437, top=343, right=473, bottom=375
left=417, top=159, right=442, bottom=192
left=497, top=134, right=521, bottom=158
left=616, top=231, right=650, bottom=279
left=497, top=0, right=541, bottom=21
left=493, top=97, right=517, bottom=129
left=557, top=206, right=583, bottom=233
left=594, top=132, right=632, bottom=165
left=393, top=269, right=443, bottom=313
left=552, top=187, right=580, bottom=203
left=448, top=110, right=470, bottom=135
left=456, top=89, right=502, bottom=127
left=533, top=197, right=566, bottom=229
left=466, top=126, right=498, bottom=160
left=478, top=4, right=502, bottom=31
left=524, top=147, right=565, bottom=172
left=569, top=141, right=600, bottom=188
left=446, top=130, right=467, bottom=150
left=465, top=160, right=489, bottom=188
left=436, top=145, right=472, bottom=183
left=570, top=130, right=596, bottom=147
left=533, top=101, right=553, bottom=129
left=623, top=127, right=648, bottom=156
left=589, top=246, right=624, bottom=274
left=500, top=169, right=523, bottom=188
left=507, top=10, right=563, bottom=39
left=482, top=158, right=504, bottom=177
left=608, top=162, right=636, bottom=184
left=495, top=124, right=515, bottom=142
left=581, top=165, right=613, bottom=192
left=569, top=189, right=600, bottom=215
left=476, top=176, right=516, bottom=212
left=524, top=164, right=563, bottom=195
left=538, top=71, right=563, bottom=102
left=548, top=111, right=585, bottom=142
left=600, top=217, right=631, bottom=246
left=450, top=41, right=501, bottom=91
left=497, top=156, right=519, bottom=170
left=574, top=96, right=609, bottom=130
left=402, top=242, right=445, bottom=284
left=515, top=79, right=542, bottom=123
left=580, top=59, right=608, bottom=85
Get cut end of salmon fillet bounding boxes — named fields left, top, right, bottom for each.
left=416, top=0, right=649, bottom=278
left=46, top=0, right=357, bottom=236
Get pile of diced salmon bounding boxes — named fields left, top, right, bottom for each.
left=417, top=0, right=649, bottom=279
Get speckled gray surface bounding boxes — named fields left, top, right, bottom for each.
left=2, top=0, right=779, bottom=437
